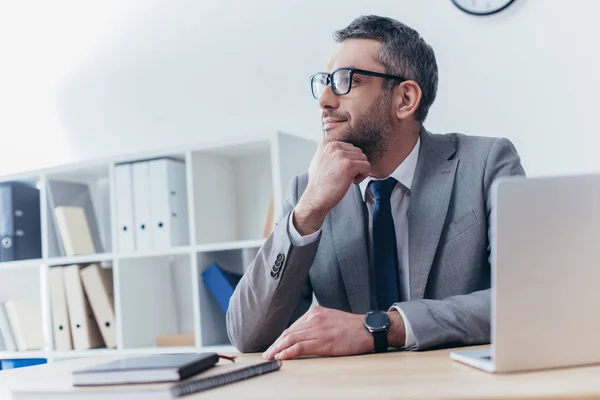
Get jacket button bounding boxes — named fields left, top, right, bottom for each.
left=276, top=253, right=285, bottom=263
left=270, top=270, right=279, bottom=279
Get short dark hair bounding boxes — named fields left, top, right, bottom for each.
left=334, top=15, right=438, bottom=122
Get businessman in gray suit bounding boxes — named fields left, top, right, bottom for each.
left=226, top=15, right=525, bottom=360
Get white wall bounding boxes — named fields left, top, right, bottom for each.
left=1, top=0, right=599, bottom=177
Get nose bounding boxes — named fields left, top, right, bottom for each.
left=318, top=83, right=340, bottom=111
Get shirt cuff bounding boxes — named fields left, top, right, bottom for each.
left=391, top=305, right=416, bottom=349
left=288, top=209, right=321, bottom=246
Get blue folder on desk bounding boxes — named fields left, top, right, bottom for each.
left=202, top=263, right=242, bottom=313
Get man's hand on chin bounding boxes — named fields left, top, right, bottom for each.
left=262, top=306, right=406, bottom=360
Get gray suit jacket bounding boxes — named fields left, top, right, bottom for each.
left=226, top=127, right=526, bottom=352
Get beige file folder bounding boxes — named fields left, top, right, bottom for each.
left=63, top=265, right=104, bottom=350
left=3, top=300, right=44, bottom=351
left=80, top=264, right=116, bottom=348
left=48, top=267, right=73, bottom=351
left=54, top=206, right=96, bottom=256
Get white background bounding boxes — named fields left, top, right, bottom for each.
left=1, top=0, right=598, bottom=178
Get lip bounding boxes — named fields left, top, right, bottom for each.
left=322, top=119, right=347, bottom=129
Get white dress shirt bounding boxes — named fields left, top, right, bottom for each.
left=288, top=137, right=421, bottom=348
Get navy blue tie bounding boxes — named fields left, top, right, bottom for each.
left=369, top=177, right=401, bottom=311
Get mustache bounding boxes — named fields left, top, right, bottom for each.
left=321, top=111, right=350, bottom=121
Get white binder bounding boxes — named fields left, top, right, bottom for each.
left=4, top=300, right=44, bottom=351
left=148, top=158, right=189, bottom=249
left=114, top=163, right=136, bottom=253
left=63, top=265, right=104, bottom=350
left=48, top=267, right=73, bottom=351
left=80, top=264, right=116, bottom=348
left=131, top=161, right=152, bottom=252
left=0, top=302, right=17, bottom=351
left=54, top=206, right=96, bottom=256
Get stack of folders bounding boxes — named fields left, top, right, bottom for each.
left=0, top=300, right=44, bottom=352
left=12, top=353, right=282, bottom=398
left=49, top=264, right=116, bottom=351
left=114, top=157, right=189, bottom=254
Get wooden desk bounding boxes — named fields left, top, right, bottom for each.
left=2, top=346, right=600, bottom=399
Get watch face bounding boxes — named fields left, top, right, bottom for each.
left=365, top=310, right=389, bottom=331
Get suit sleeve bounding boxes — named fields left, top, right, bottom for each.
left=393, top=137, right=526, bottom=350
left=226, top=176, right=319, bottom=353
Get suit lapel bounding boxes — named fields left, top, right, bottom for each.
left=330, top=186, right=372, bottom=313
left=408, top=128, right=458, bottom=300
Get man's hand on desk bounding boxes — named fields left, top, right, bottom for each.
left=262, top=306, right=406, bottom=360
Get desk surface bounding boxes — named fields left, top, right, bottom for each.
left=3, top=346, right=600, bottom=399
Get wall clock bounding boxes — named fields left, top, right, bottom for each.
left=451, top=0, right=516, bottom=16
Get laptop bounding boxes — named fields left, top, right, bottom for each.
left=450, top=173, right=600, bottom=373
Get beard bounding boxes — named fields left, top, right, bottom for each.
left=322, top=92, right=393, bottom=162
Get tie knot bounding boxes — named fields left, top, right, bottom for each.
left=369, top=177, right=397, bottom=201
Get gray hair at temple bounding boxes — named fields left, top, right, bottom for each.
left=334, top=15, right=439, bottom=122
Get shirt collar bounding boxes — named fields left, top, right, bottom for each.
left=358, top=136, right=421, bottom=202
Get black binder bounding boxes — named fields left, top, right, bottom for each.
left=0, top=182, right=42, bottom=262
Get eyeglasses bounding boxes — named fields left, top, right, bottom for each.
left=309, top=68, right=406, bottom=100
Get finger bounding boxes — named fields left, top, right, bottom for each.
left=340, top=150, right=368, bottom=161
left=265, top=328, right=316, bottom=360
left=274, top=339, right=321, bottom=360
left=323, top=140, right=362, bottom=152
left=352, top=160, right=371, bottom=178
left=263, top=324, right=314, bottom=360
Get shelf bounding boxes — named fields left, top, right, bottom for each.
left=116, top=246, right=192, bottom=260
left=46, top=253, right=114, bottom=266
left=195, top=239, right=265, bottom=253
left=0, top=350, right=49, bottom=360
left=0, top=259, right=42, bottom=270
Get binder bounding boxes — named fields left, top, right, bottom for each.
left=201, top=263, right=242, bottom=313
left=80, top=264, right=116, bottom=348
left=0, top=182, right=42, bottom=262
left=54, top=206, right=96, bottom=256
left=3, top=300, right=44, bottom=351
left=48, top=267, right=73, bottom=351
left=63, top=265, right=104, bottom=350
left=132, top=162, right=152, bottom=252
left=0, top=302, right=17, bottom=351
left=148, top=158, right=188, bottom=249
left=46, top=180, right=104, bottom=256
left=114, top=163, right=136, bottom=253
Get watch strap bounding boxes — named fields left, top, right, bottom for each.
left=373, top=330, right=388, bottom=353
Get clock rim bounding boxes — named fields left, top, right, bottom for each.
left=451, top=0, right=516, bottom=16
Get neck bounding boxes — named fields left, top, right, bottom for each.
left=369, top=122, right=420, bottom=179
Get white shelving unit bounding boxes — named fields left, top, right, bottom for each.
left=0, top=131, right=317, bottom=362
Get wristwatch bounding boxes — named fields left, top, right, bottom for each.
left=363, top=310, right=390, bottom=353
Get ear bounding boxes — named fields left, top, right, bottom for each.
left=393, top=80, right=422, bottom=121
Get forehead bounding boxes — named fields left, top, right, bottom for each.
left=326, top=38, right=384, bottom=72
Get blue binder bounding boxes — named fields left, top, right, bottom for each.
left=0, top=182, right=42, bottom=263
left=0, top=358, right=47, bottom=370
left=201, top=263, right=242, bottom=313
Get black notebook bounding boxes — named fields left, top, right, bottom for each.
left=72, top=353, right=220, bottom=386
left=12, top=356, right=282, bottom=399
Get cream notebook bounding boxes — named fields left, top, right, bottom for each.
left=54, top=206, right=96, bottom=256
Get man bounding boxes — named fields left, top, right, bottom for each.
left=226, top=15, right=525, bottom=360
